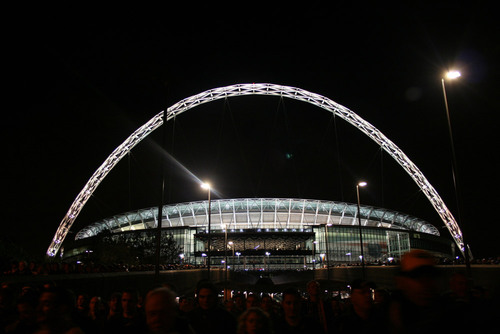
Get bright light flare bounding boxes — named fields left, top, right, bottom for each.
left=446, top=70, right=461, bottom=79
left=358, top=181, right=367, bottom=187
left=201, top=182, right=211, bottom=190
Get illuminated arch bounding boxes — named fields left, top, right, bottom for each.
left=46, top=83, right=465, bottom=257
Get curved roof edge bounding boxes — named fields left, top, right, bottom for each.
left=75, top=198, right=439, bottom=240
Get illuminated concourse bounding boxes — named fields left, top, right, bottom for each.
left=63, top=198, right=454, bottom=269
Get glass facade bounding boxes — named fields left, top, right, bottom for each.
left=313, top=226, right=410, bottom=265
left=65, top=224, right=452, bottom=269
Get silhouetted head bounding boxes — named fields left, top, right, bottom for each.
left=396, top=250, right=439, bottom=307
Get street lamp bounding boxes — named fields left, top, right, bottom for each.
left=324, top=224, right=332, bottom=280
left=201, top=182, right=212, bottom=278
left=223, top=224, right=228, bottom=296
left=356, top=181, right=367, bottom=279
left=441, top=71, right=471, bottom=277
left=228, top=241, right=234, bottom=270
left=235, top=252, right=241, bottom=270
left=312, top=241, right=317, bottom=277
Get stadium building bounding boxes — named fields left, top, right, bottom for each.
left=62, top=198, right=454, bottom=269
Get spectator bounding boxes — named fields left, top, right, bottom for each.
left=302, top=280, right=333, bottom=333
left=237, top=307, right=273, bottom=334
left=106, top=292, right=122, bottom=321
left=178, top=295, right=195, bottom=317
left=187, top=280, right=237, bottom=334
left=74, top=293, right=91, bottom=330
left=387, top=249, right=446, bottom=334
left=17, top=261, right=31, bottom=276
left=122, top=289, right=142, bottom=319
left=105, top=288, right=145, bottom=334
left=4, top=261, right=19, bottom=275
left=273, top=287, right=322, bottom=334
left=88, top=296, right=106, bottom=320
left=86, top=295, right=107, bottom=333
left=330, top=296, right=343, bottom=318
left=34, top=286, right=85, bottom=333
left=76, top=293, right=89, bottom=315
left=143, top=287, right=195, bottom=333
left=28, top=261, right=39, bottom=275
left=245, top=293, right=260, bottom=310
left=225, top=297, right=236, bottom=313
left=335, top=279, right=388, bottom=334
left=260, top=294, right=279, bottom=323
left=4, top=288, right=40, bottom=333
left=231, top=293, right=246, bottom=318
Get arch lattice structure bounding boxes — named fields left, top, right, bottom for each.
left=46, top=83, right=465, bottom=257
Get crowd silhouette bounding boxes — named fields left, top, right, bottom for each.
left=1, top=250, right=498, bottom=333
left=2, top=255, right=499, bottom=278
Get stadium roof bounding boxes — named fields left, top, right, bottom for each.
left=75, top=198, right=439, bottom=240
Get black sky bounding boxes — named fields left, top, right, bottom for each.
left=4, top=2, right=499, bottom=260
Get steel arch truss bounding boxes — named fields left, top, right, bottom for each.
left=46, top=83, right=465, bottom=257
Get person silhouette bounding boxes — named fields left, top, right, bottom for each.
left=144, top=287, right=195, bottom=334
left=335, top=279, right=387, bottom=334
left=274, top=287, right=322, bottom=334
left=187, top=281, right=237, bottom=334
left=237, top=307, right=273, bottom=334
left=387, top=250, right=446, bottom=334
left=35, top=286, right=85, bottom=334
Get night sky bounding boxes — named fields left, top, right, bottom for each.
left=4, top=3, right=499, bottom=260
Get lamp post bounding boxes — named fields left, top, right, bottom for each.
left=224, top=223, right=228, bottom=299
left=155, top=107, right=169, bottom=280
left=441, top=71, right=471, bottom=277
left=236, top=252, right=241, bottom=270
left=312, top=241, right=317, bottom=278
left=228, top=241, right=234, bottom=270
left=356, top=181, right=367, bottom=279
left=201, top=182, right=212, bottom=278
left=324, top=224, right=332, bottom=280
